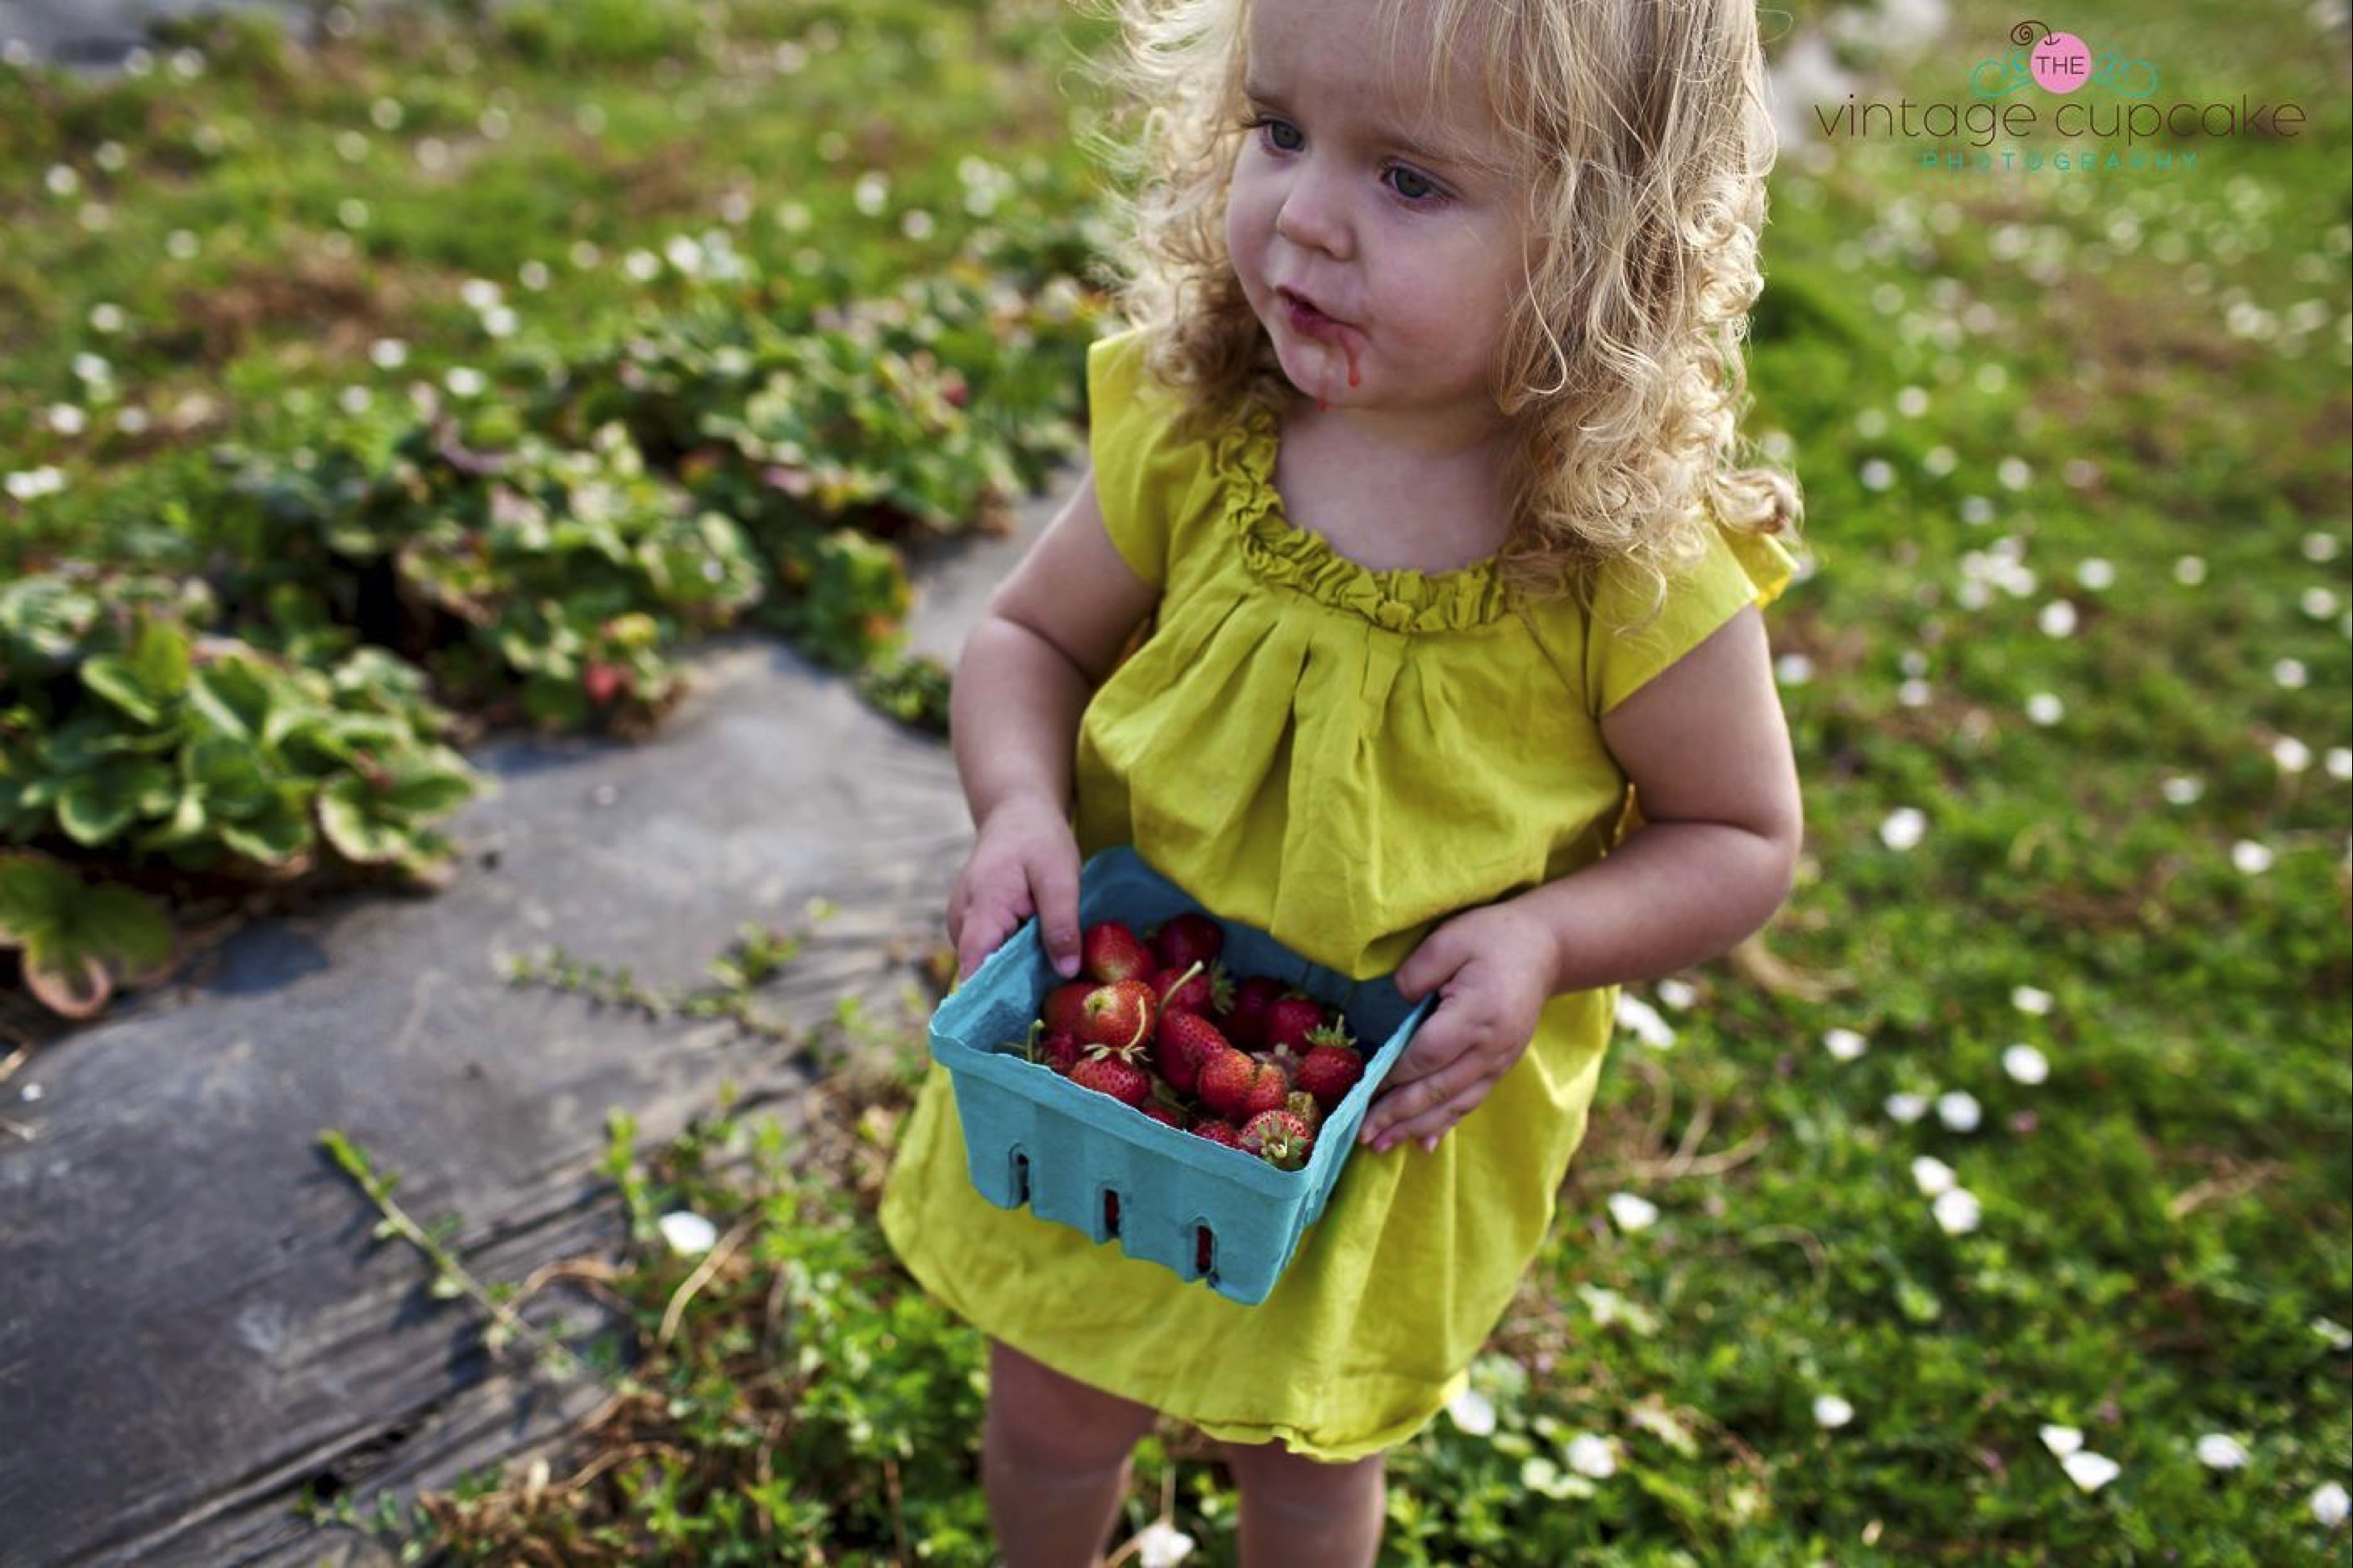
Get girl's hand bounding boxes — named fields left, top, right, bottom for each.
left=1359, top=901, right=1557, bottom=1153
left=947, top=795, right=1084, bottom=982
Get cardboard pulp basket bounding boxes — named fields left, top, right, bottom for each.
left=927, top=846, right=1433, bottom=1304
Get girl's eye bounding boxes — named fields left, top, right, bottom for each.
left=1386, top=165, right=1440, bottom=202
left=1249, top=115, right=1304, bottom=152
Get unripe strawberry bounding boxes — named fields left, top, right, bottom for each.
left=1241, top=1108, right=1316, bottom=1171
left=1151, top=911, right=1225, bottom=973
left=1081, top=922, right=1154, bottom=984
left=1284, top=1090, right=1325, bottom=1136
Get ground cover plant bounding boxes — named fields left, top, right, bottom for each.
left=0, top=0, right=1111, bottom=1032
left=10, top=0, right=2349, bottom=1558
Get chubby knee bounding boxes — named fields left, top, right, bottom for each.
left=1219, top=1439, right=1387, bottom=1516
left=986, top=1341, right=1161, bottom=1476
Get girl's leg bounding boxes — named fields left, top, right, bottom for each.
left=1219, top=1439, right=1387, bottom=1567
left=983, top=1338, right=1163, bottom=1568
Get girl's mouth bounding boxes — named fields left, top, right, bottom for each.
left=1279, top=288, right=1344, bottom=339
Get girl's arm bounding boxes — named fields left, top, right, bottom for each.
left=1362, top=606, right=1801, bottom=1151
left=946, top=469, right=1160, bottom=980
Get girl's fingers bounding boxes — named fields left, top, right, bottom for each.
left=1360, top=1050, right=1485, bottom=1147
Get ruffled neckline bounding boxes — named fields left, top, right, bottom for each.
left=1212, top=396, right=1516, bottom=634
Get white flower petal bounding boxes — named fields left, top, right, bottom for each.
left=1911, top=1155, right=1958, bottom=1197
left=1615, top=992, right=1676, bottom=1050
left=1813, top=1395, right=1855, bottom=1429
left=2232, top=840, right=2275, bottom=876
left=2313, top=1480, right=2351, bottom=1529
left=2002, top=1045, right=2051, bottom=1085
left=1936, top=1091, right=1984, bottom=1133
left=1823, top=1028, right=1868, bottom=1061
left=1606, top=1192, right=1660, bottom=1232
left=2161, top=774, right=2205, bottom=806
left=2273, top=736, right=2313, bottom=774
left=2062, top=1450, right=2121, bottom=1492
left=1932, top=1187, right=1982, bottom=1235
left=2040, top=1424, right=2084, bottom=1457
left=2194, top=1434, right=2249, bottom=1470
left=1133, top=1520, right=1198, bottom=1568
left=2012, top=985, right=2054, bottom=1015
left=1880, top=807, right=1928, bottom=851
left=1885, top=1092, right=1930, bottom=1124
left=1565, top=1433, right=1619, bottom=1479
left=1446, top=1387, right=1497, bottom=1437
left=657, top=1211, right=718, bottom=1257
left=1654, top=978, right=1698, bottom=1011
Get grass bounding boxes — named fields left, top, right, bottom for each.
left=12, top=0, right=2351, bottom=1559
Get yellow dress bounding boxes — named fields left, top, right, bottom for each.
left=878, top=327, right=1795, bottom=1462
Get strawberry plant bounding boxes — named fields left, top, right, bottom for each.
left=0, top=851, right=177, bottom=1019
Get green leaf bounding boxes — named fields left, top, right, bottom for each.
left=77, top=883, right=176, bottom=975
left=188, top=659, right=274, bottom=745
left=317, top=776, right=410, bottom=864
left=56, top=774, right=140, bottom=845
left=81, top=654, right=161, bottom=724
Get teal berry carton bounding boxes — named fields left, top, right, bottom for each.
left=927, top=844, right=1435, bottom=1305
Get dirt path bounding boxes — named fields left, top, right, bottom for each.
left=0, top=476, right=1060, bottom=1566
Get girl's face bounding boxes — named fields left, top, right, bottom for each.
left=1227, top=0, right=1530, bottom=442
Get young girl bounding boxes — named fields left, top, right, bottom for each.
left=880, top=0, right=1804, bottom=1558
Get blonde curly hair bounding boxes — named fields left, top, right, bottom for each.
left=1082, top=0, right=1801, bottom=611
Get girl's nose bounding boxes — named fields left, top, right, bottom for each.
left=1273, top=162, right=1351, bottom=261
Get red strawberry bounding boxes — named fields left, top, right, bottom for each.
left=583, top=659, right=632, bottom=706
left=1070, top=1048, right=1151, bottom=1106
left=1041, top=981, right=1095, bottom=1038
left=1154, top=1011, right=1233, bottom=1097
left=1151, top=911, right=1225, bottom=973
left=1154, top=961, right=1233, bottom=1019
left=1037, top=1030, right=1083, bottom=1075
left=1225, top=976, right=1286, bottom=1046
left=1078, top=978, right=1158, bottom=1054
left=1081, top=922, right=1154, bottom=985
left=1195, top=1046, right=1290, bottom=1124
left=1138, top=1098, right=1188, bottom=1130
left=1190, top=1119, right=1245, bottom=1149
left=1264, top=995, right=1328, bottom=1056
left=1294, top=1042, right=1365, bottom=1110
left=1254, top=1045, right=1304, bottom=1089
left=1240, top=1108, right=1316, bottom=1171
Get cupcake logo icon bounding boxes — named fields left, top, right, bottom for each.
left=1977, top=19, right=2161, bottom=100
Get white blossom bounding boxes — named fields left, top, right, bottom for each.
left=2002, top=1045, right=2050, bottom=1085
left=1932, top=1187, right=1982, bottom=1235
left=1936, top=1091, right=1983, bottom=1133
left=1133, top=1520, right=1198, bottom=1568
left=1615, top=993, right=1676, bottom=1050
left=1606, top=1192, right=1660, bottom=1232
left=2314, top=1481, right=2351, bottom=1529
left=2062, top=1451, right=2121, bottom=1492
left=1885, top=1092, right=1930, bottom=1124
left=2161, top=775, right=2205, bottom=807
left=1565, top=1434, right=1619, bottom=1479
left=1911, top=1156, right=1958, bottom=1197
left=1880, top=807, right=1928, bottom=851
left=2195, top=1434, right=2250, bottom=1470
left=657, top=1211, right=717, bottom=1256
left=2040, top=1424, right=2084, bottom=1457
left=2232, top=840, right=2275, bottom=876
left=1446, top=1387, right=1496, bottom=1437
left=1823, top=1028, right=1868, bottom=1061
left=1813, top=1395, right=1855, bottom=1429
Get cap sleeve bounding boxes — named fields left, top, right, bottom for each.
left=1086, top=328, right=1199, bottom=590
left=1586, top=523, right=1799, bottom=717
